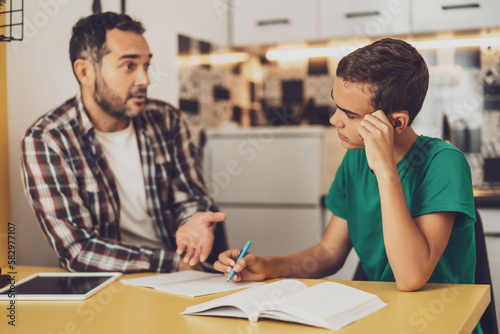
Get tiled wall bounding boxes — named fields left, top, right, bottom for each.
left=177, top=34, right=264, bottom=145
left=177, top=35, right=500, bottom=187
left=482, top=45, right=500, bottom=164
left=176, top=34, right=341, bottom=142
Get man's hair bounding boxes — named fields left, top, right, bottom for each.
left=69, top=12, right=145, bottom=77
left=336, top=38, right=429, bottom=125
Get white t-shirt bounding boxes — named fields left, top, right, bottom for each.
left=94, top=122, right=165, bottom=249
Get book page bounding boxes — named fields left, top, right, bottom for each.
left=122, top=271, right=264, bottom=297
left=267, top=282, right=387, bottom=330
left=122, top=271, right=216, bottom=288
left=156, top=277, right=265, bottom=297
left=182, top=280, right=308, bottom=321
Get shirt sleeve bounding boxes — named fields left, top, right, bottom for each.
left=168, top=112, right=216, bottom=226
left=325, top=155, right=348, bottom=220
left=410, top=148, right=476, bottom=229
left=21, top=134, right=177, bottom=273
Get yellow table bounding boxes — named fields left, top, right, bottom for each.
left=0, top=266, right=490, bottom=334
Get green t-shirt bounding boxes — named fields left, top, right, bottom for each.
left=325, top=135, right=476, bottom=285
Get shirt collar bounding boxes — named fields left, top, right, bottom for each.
left=75, top=90, right=96, bottom=138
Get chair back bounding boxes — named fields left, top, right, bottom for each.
left=474, top=210, right=498, bottom=334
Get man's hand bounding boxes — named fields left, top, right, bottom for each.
left=178, top=260, right=204, bottom=272
left=175, top=211, right=226, bottom=266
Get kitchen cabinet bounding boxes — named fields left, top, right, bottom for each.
left=319, top=0, right=411, bottom=40
left=412, top=0, right=500, bottom=34
left=230, top=0, right=500, bottom=47
left=221, top=207, right=323, bottom=256
left=478, top=208, right=500, bottom=330
left=230, top=0, right=317, bottom=47
left=203, top=126, right=346, bottom=256
left=230, top=0, right=411, bottom=47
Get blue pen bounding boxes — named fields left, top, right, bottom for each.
left=226, top=241, right=251, bottom=284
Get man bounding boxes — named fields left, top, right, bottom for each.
left=21, top=12, right=226, bottom=273
left=216, top=39, right=477, bottom=291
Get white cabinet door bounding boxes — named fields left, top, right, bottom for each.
left=231, top=0, right=318, bottom=46
left=412, top=0, right=500, bottom=34
left=222, top=206, right=324, bottom=256
left=319, top=0, right=411, bottom=40
left=204, top=131, right=323, bottom=205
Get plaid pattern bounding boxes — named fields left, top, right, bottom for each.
left=21, top=94, right=213, bottom=272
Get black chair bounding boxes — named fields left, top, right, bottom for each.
left=205, top=218, right=229, bottom=266
left=352, top=211, right=498, bottom=333
left=474, top=210, right=498, bottom=334
left=352, top=260, right=369, bottom=281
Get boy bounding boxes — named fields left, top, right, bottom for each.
left=215, top=38, right=478, bottom=326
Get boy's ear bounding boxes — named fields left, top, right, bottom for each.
left=73, top=59, right=95, bottom=88
left=390, top=111, right=410, bottom=135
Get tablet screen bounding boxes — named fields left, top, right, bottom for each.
left=0, top=276, right=110, bottom=295
left=0, top=272, right=122, bottom=300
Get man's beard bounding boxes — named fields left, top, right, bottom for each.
left=93, top=74, right=147, bottom=120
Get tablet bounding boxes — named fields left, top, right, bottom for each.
left=0, top=272, right=122, bottom=300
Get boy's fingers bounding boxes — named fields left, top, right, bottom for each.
left=213, top=260, right=229, bottom=273
left=370, top=109, right=385, bottom=120
left=367, top=110, right=391, bottom=127
left=218, top=249, right=241, bottom=266
left=233, top=258, right=247, bottom=272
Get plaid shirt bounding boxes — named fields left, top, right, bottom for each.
left=21, top=94, right=213, bottom=272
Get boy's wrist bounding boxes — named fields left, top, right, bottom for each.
left=374, top=164, right=400, bottom=183
left=263, top=256, right=276, bottom=279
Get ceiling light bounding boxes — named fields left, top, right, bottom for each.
left=266, top=45, right=361, bottom=60
left=178, top=52, right=249, bottom=66
left=409, top=36, right=500, bottom=49
left=265, top=36, right=500, bottom=61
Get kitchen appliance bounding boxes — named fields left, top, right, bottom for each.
left=202, top=126, right=346, bottom=256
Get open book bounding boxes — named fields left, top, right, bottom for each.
left=121, top=271, right=264, bottom=297
left=182, top=280, right=387, bottom=330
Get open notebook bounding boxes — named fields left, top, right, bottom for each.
left=121, top=271, right=264, bottom=297
left=182, top=280, right=387, bottom=330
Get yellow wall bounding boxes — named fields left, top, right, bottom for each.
left=0, top=13, right=10, bottom=267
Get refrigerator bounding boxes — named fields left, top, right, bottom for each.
left=203, top=126, right=346, bottom=256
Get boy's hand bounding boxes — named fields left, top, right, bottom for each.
left=214, top=249, right=267, bottom=282
left=357, top=110, right=396, bottom=175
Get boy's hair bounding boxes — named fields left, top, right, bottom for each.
left=69, top=12, right=145, bottom=78
left=336, top=38, right=429, bottom=125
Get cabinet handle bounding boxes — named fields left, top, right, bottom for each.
left=485, top=232, right=500, bottom=238
left=345, top=11, right=380, bottom=19
left=441, top=3, right=480, bottom=10
left=256, top=18, right=290, bottom=26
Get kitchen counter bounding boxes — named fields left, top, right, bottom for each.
left=474, top=188, right=500, bottom=208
